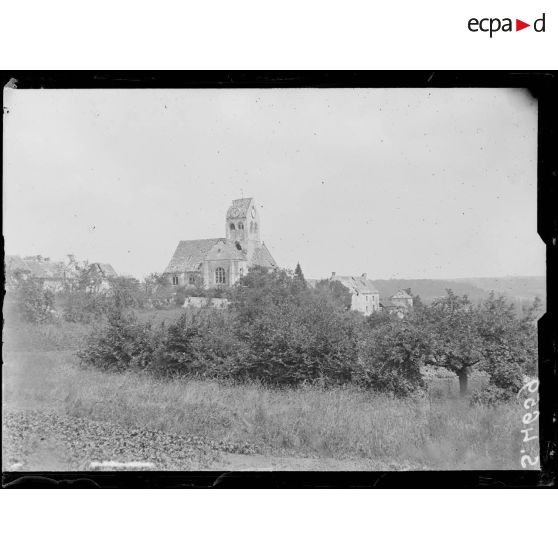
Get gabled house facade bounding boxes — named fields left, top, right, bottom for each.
left=329, top=272, right=380, bottom=316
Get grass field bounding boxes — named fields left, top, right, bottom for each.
left=2, top=313, right=537, bottom=470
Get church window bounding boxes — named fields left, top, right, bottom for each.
left=229, top=223, right=236, bottom=231
left=235, top=241, right=242, bottom=250
left=189, top=275, right=196, bottom=285
left=250, top=221, right=254, bottom=232
left=215, top=267, right=226, bottom=284
left=253, top=222, right=258, bottom=232
left=238, top=222, right=244, bottom=230
left=240, top=267, right=244, bottom=277
left=172, top=276, right=179, bottom=285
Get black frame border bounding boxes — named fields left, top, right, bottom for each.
left=2, top=71, right=556, bottom=488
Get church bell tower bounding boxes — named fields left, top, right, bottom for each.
left=226, top=198, right=261, bottom=254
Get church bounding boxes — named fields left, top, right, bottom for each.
left=163, top=198, right=278, bottom=288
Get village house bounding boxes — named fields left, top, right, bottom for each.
left=86, top=262, right=119, bottom=291
left=5, top=255, right=67, bottom=292
left=380, top=289, right=414, bottom=317
left=163, top=198, right=277, bottom=288
left=329, top=273, right=380, bottom=316
left=5, top=255, right=118, bottom=292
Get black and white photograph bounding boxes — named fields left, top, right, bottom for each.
left=2, top=77, right=549, bottom=478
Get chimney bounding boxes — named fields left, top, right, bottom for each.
left=362, top=273, right=367, bottom=280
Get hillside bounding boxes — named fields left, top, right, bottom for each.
left=369, top=276, right=545, bottom=305
left=451, top=276, right=546, bottom=302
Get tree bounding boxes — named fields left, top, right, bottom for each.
left=11, top=274, right=55, bottom=323
left=475, top=293, right=539, bottom=396
left=107, top=276, right=145, bottom=310
left=230, top=266, right=361, bottom=386
left=357, top=316, right=428, bottom=396
left=417, top=291, right=482, bottom=395
left=231, top=266, right=298, bottom=323
left=416, top=290, right=538, bottom=397
left=314, top=279, right=352, bottom=311
left=294, top=262, right=307, bottom=289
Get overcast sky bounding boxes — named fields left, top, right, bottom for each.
left=3, top=87, right=542, bottom=280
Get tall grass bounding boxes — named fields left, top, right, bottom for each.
left=3, top=319, right=533, bottom=469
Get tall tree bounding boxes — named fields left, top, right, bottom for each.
left=294, top=262, right=306, bottom=284
left=416, top=290, right=538, bottom=396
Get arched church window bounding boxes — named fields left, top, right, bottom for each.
left=215, top=267, right=226, bottom=284
left=229, top=223, right=236, bottom=231
left=238, top=222, right=244, bottom=230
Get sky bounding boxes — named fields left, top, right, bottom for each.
left=3, top=87, right=543, bottom=280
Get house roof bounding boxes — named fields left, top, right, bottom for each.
left=331, top=275, right=379, bottom=295
left=90, top=263, right=118, bottom=277
left=226, top=198, right=253, bottom=219
left=391, top=289, right=413, bottom=299
left=251, top=243, right=278, bottom=268
left=6, top=255, right=65, bottom=279
left=164, top=238, right=224, bottom=273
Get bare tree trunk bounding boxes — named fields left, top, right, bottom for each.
left=458, top=365, right=471, bottom=396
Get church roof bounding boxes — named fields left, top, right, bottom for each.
left=226, top=198, right=252, bottom=219
left=206, top=240, right=248, bottom=261
left=251, top=243, right=278, bottom=268
left=164, top=238, right=224, bottom=273
left=332, top=275, right=379, bottom=295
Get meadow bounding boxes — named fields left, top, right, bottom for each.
left=2, top=312, right=535, bottom=470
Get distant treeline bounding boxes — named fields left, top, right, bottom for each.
left=371, top=276, right=545, bottom=305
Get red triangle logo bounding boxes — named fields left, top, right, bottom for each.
left=516, top=19, right=530, bottom=31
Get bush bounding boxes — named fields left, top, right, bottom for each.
left=152, top=309, right=242, bottom=378
left=60, top=290, right=108, bottom=323
left=78, top=311, right=157, bottom=370
left=470, top=384, right=512, bottom=406
left=75, top=267, right=539, bottom=401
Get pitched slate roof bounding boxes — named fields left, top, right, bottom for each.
left=206, top=240, right=248, bottom=261
left=226, top=198, right=252, bottom=219
left=251, top=243, right=278, bottom=268
left=332, top=275, right=379, bottom=295
left=164, top=238, right=224, bottom=273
